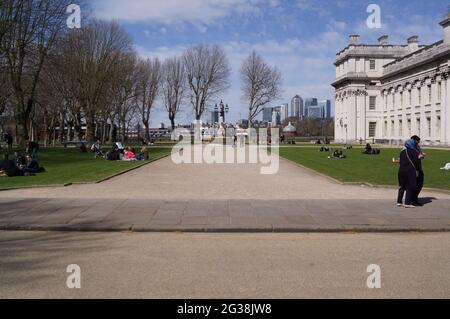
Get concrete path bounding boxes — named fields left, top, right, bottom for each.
left=1, top=231, right=449, bottom=298
left=1, top=196, right=450, bottom=232
left=0, top=157, right=449, bottom=232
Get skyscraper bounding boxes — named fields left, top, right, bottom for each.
left=280, top=103, right=289, bottom=122
left=263, top=107, right=274, bottom=122
left=307, top=106, right=324, bottom=119
left=210, top=110, right=219, bottom=124
left=304, top=98, right=318, bottom=117
left=318, top=100, right=332, bottom=118
left=291, top=95, right=304, bottom=119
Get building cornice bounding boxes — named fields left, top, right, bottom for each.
left=332, top=72, right=377, bottom=88
left=335, top=45, right=412, bottom=65
left=382, top=41, right=449, bottom=78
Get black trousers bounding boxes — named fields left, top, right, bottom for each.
left=397, top=170, right=417, bottom=205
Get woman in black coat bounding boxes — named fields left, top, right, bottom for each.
left=397, top=139, right=421, bottom=208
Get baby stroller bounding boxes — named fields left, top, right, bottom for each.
left=91, top=143, right=104, bottom=159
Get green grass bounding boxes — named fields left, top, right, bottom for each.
left=0, top=147, right=171, bottom=190
left=280, top=146, right=450, bottom=190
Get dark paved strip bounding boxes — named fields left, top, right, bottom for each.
left=0, top=197, right=449, bottom=232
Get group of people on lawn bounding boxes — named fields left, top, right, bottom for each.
left=0, top=151, right=43, bottom=177
left=90, top=141, right=149, bottom=162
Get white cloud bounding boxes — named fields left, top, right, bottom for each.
left=92, top=0, right=263, bottom=25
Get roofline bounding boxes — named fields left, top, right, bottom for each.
left=383, top=40, right=444, bottom=68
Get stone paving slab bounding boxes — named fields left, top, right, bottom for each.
left=0, top=198, right=449, bottom=232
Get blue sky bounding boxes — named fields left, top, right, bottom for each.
left=89, top=0, right=448, bottom=126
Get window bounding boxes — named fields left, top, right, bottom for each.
left=369, top=122, right=377, bottom=138
left=384, top=121, right=388, bottom=137
left=384, top=94, right=388, bottom=110
left=438, top=82, right=442, bottom=102
left=416, top=118, right=421, bottom=135
left=427, top=85, right=432, bottom=104
left=369, top=96, right=376, bottom=110
left=408, top=90, right=412, bottom=106
left=427, top=117, right=431, bottom=138
left=400, top=92, right=403, bottom=108
left=437, top=116, right=441, bottom=139
left=407, top=119, right=412, bottom=136
left=391, top=120, right=395, bottom=137
left=418, top=87, right=422, bottom=105
left=370, top=60, right=376, bottom=70
left=392, top=92, right=395, bottom=110
left=399, top=120, right=403, bottom=137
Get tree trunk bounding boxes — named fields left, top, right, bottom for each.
left=121, top=125, right=126, bottom=144
left=144, top=122, right=150, bottom=140
left=59, top=113, right=65, bottom=143
left=17, top=112, right=30, bottom=145
left=108, top=122, right=114, bottom=142
left=85, top=112, right=96, bottom=142
left=67, top=122, right=72, bottom=141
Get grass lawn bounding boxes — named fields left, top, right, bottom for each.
left=0, top=147, right=172, bottom=190
left=280, top=146, right=450, bottom=190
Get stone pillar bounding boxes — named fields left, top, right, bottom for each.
left=348, top=91, right=357, bottom=142
left=358, top=92, right=367, bottom=141
left=445, top=75, right=450, bottom=145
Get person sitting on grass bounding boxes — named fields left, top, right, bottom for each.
left=123, top=147, right=136, bottom=161
left=14, top=152, right=26, bottom=167
left=362, top=143, right=381, bottom=155
left=1, top=155, right=23, bottom=177
left=20, top=154, right=43, bottom=175
left=135, top=146, right=149, bottom=161
left=363, top=143, right=373, bottom=154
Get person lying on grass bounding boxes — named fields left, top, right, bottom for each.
left=329, top=150, right=346, bottom=159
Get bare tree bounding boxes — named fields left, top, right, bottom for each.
left=1, top=0, right=72, bottom=143
left=111, top=52, right=139, bottom=142
left=56, top=19, right=134, bottom=142
left=241, top=51, right=282, bottom=127
left=183, top=45, right=230, bottom=121
left=162, top=56, right=186, bottom=130
left=135, top=57, right=161, bottom=140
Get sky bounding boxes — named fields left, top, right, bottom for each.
left=88, top=0, right=449, bottom=126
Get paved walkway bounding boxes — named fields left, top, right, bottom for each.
left=2, top=231, right=449, bottom=298
left=0, top=157, right=449, bottom=232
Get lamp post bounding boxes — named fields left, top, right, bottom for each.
left=215, top=100, right=229, bottom=126
left=214, top=100, right=229, bottom=138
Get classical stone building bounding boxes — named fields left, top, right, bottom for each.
left=332, top=12, right=450, bottom=146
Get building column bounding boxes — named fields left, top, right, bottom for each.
left=445, top=76, right=450, bottom=145
left=358, top=92, right=367, bottom=141
left=349, top=93, right=357, bottom=142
